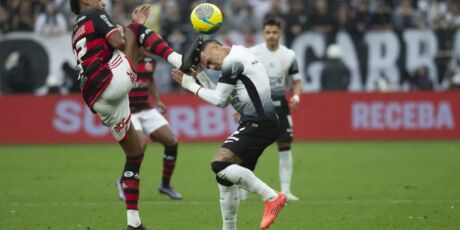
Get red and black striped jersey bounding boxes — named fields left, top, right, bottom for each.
left=71, top=9, right=120, bottom=108
left=129, top=56, right=156, bottom=113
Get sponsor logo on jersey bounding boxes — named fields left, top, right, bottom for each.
left=100, top=14, right=113, bottom=27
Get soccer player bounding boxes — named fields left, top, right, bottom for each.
left=70, top=0, right=182, bottom=229
left=172, top=37, right=287, bottom=230
left=116, top=51, right=182, bottom=200
left=241, top=18, right=302, bottom=201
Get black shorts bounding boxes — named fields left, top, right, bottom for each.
left=222, top=120, right=280, bottom=166
left=272, top=95, right=293, bottom=143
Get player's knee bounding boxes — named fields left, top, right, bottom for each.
left=163, top=136, right=178, bottom=148
left=211, top=161, right=233, bottom=174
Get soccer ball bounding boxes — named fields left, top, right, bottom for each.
left=190, top=3, right=223, bottom=34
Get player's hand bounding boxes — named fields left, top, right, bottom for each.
left=171, top=68, right=184, bottom=85
left=232, top=111, right=241, bottom=123
left=131, top=4, right=150, bottom=24
left=156, top=101, right=167, bottom=114
left=172, top=68, right=201, bottom=94
left=289, top=95, right=300, bottom=110
left=172, top=68, right=194, bottom=87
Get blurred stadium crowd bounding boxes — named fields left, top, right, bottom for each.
left=0, top=0, right=460, bottom=94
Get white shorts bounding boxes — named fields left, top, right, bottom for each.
left=92, top=50, right=137, bottom=141
left=131, top=108, right=169, bottom=136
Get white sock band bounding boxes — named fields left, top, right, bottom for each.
left=127, top=209, right=141, bottom=227
left=167, top=52, right=182, bottom=69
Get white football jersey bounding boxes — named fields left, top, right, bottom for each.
left=250, top=43, right=301, bottom=97
left=219, top=45, right=277, bottom=122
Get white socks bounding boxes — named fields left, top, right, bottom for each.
left=167, top=52, right=182, bottom=69
left=218, top=184, right=239, bottom=230
left=217, top=164, right=277, bottom=201
left=279, top=150, right=293, bottom=193
left=127, top=210, right=141, bottom=227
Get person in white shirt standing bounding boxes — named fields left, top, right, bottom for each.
left=238, top=17, right=302, bottom=201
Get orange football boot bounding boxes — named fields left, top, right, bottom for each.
left=260, top=192, right=287, bottom=229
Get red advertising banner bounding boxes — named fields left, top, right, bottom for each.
left=0, top=92, right=459, bottom=144
left=291, top=91, right=460, bottom=140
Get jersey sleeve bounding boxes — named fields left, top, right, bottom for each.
left=91, top=10, right=120, bottom=39
left=219, top=59, right=244, bottom=85
left=288, top=52, right=302, bottom=81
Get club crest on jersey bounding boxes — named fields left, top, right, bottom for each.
left=145, top=62, right=153, bottom=72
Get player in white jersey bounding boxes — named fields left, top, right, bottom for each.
left=240, top=18, right=303, bottom=201
left=172, top=37, right=287, bottom=230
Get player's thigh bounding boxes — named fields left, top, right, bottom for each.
left=101, top=51, right=136, bottom=101
left=212, top=147, right=243, bottom=164
left=93, top=93, right=132, bottom=142
left=221, top=122, right=278, bottom=164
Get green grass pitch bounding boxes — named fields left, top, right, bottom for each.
left=1, top=141, right=460, bottom=230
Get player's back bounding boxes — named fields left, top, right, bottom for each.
left=223, top=45, right=277, bottom=123
left=71, top=8, right=120, bottom=107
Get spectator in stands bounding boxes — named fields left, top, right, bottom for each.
left=10, top=0, right=35, bottom=32
left=34, top=1, right=67, bottom=36
left=418, top=0, right=448, bottom=29
left=444, top=1, right=460, bottom=29
left=369, top=1, right=392, bottom=30
left=0, top=3, right=8, bottom=34
left=283, top=0, right=308, bottom=47
left=393, top=0, right=417, bottom=31
left=264, top=0, right=288, bottom=20
left=321, top=44, right=351, bottom=91
left=409, top=66, right=434, bottom=90
left=223, top=0, right=252, bottom=32
left=351, top=0, right=370, bottom=39
left=160, top=1, right=182, bottom=40
left=336, top=4, right=354, bottom=33
left=308, top=0, right=335, bottom=44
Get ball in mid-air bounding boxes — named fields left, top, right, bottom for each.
left=190, top=3, right=222, bottom=34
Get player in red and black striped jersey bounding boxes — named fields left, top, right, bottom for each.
left=116, top=53, right=182, bottom=200
left=129, top=54, right=157, bottom=113
left=70, top=1, right=183, bottom=230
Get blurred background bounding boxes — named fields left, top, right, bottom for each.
left=0, top=0, right=460, bottom=143
left=1, top=2, right=460, bottom=229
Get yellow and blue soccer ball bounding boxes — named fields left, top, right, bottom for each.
left=190, top=3, right=222, bottom=34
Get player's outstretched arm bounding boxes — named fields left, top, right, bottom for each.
left=171, top=68, right=231, bottom=107
left=122, top=4, right=151, bottom=68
